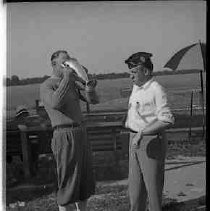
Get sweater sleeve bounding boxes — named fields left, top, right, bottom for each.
left=40, top=77, right=73, bottom=110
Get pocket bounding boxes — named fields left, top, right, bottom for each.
left=140, top=135, right=157, bottom=150
left=51, top=131, right=62, bottom=155
left=65, top=130, right=73, bottom=149
left=145, top=135, right=166, bottom=160
left=51, top=136, right=56, bottom=155
left=141, top=101, right=155, bottom=115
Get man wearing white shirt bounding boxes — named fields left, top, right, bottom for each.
left=124, top=52, right=175, bottom=211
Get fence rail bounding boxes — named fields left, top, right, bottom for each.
left=5, top=120, right=205, bottom=179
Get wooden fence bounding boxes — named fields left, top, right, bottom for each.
left=6, top=119, right=205, bottom=179
left=6, top=98, right=205, bottom=178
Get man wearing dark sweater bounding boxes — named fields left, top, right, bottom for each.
left=40, top=50, right=95, bottom=211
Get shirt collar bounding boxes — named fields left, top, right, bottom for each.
left=134, top=77, right=154, bottom=91
left=141, top=77, right=154, bottom=90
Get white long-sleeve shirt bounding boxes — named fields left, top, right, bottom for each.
left=125, top=78, right=175, bottom=132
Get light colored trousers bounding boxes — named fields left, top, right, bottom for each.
left=128, top=132, right=167, bottom=211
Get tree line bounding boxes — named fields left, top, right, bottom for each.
left=6, top=69, right=192, bottom=86
left=5, top=75, right=51, bottom=86
left=5, top=72, right=130, bottom=86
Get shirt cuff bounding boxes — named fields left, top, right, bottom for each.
left=158, top=113, right=175, bottom=124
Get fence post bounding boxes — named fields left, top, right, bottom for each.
left=86, top=102, right=90, bottom=113
left=35, top=99, right=39, bottom=113
left=112, top=128, right=117, bottom=151
left=19, top=125, right=32, bottom=178
left=120, top=130, right=129, bottom=159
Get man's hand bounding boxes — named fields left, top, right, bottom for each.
left=87, top=79, right=97, bottom=88
left=132, top=130, right=143, bottom=149
left=63, top=66, right=75, bottom=77
left=62, top=65, right=81, bottom=83
left=63, top=58, right=89, bottom=83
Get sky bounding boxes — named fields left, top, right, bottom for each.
left=7, top=1, right=206, bottom=79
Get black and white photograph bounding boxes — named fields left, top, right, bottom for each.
left=2, top=1, right=206, bottom=210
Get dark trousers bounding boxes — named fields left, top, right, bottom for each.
left=51, top=126, right=95, bottom=206
left=128, top=132, right=167, bottom=211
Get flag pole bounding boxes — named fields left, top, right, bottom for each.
left=189, top=90, right=193, bottom=141
left=199, top=40, right=205, bottom=140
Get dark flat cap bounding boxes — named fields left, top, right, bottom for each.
left=125, top=52, right=153, bottom=70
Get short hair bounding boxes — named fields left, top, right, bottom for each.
left=50, top=50, right=69, bottom=62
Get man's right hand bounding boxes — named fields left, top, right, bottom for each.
left=62, top=66, right=77, bottom=82
left=132, top=130, right=143, bottom=149
left=62, top=63, right=86, bottom=85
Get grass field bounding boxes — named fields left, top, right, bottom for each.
left=6, top=73, right=206, bottom=119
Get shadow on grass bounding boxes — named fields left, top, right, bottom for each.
left=6, top=184, right=56, bottom=205
left=163, top=195, right=205, bottom=211
left=6, top=183, right=205, bottom=211
left=165, top=160, right=205, bottom=171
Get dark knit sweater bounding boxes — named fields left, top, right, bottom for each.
left=40, top=76, right=83, bottom=127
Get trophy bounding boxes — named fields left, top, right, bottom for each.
left=62, top=59, right=99, bottom=104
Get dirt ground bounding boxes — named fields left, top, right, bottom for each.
left=5, top=140, right=206, bottom=211
left=6, top=181, right=205, bottom=211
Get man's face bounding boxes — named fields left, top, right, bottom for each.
left=129, top=65, right=148, bottom=87
left=51, top=52, right=71, bottom=77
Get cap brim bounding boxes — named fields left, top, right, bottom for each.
left=15, top=110, right=29, bottom=117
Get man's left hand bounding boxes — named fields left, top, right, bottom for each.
left=87, top=79, right=97, bottom=88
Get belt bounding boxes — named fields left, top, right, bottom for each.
left=128, top=129, right=162, bottom=136
left=53, top=123, right=81, bottom=131
left=129, top=129, right=138, bottom=133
